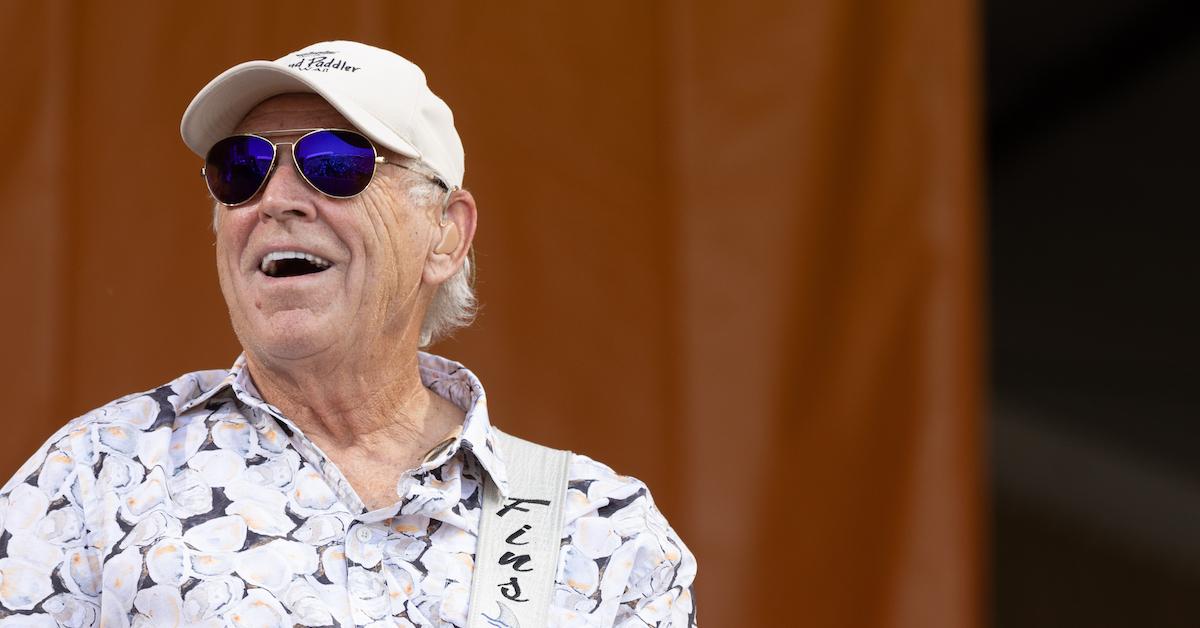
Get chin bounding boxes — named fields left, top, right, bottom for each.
left=237, top=310, right=339, bottom=362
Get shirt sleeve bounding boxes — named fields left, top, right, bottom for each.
left=0, top=421, right=101, bottom=625
left=612, top=495, right=698, bottom=627
left=555, top=455, right=698, bottom=627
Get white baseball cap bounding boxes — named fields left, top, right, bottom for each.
left=180, top=40, right=464, bottom=189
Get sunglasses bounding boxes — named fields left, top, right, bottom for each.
left=203, top=128, right=449, bottom=207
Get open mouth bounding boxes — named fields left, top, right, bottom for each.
left=259, top=251, right=333, bottom=278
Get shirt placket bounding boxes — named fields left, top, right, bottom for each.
left=272, top=413, right=437, bottom=624
left=231, top=372, right=489, bottom=626
left=345, top=519, right=393, bottom=624
left=246, top=402, right=391, bottom=623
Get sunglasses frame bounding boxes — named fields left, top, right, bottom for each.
left=202, top=128, right=451, bottom=207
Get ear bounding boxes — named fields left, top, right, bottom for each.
left=423, top=188, right=478, bottom=287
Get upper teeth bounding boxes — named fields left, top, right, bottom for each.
left=260, top=250, right=332, bottom=273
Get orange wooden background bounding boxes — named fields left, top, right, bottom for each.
left=0, top=2, right=981, bottom=626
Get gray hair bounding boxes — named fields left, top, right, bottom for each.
left=210, top=169, right=477, bottom=349
left=405, top=179, right=477, bottom=348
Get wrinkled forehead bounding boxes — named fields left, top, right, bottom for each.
left=233, top=93, right=353, bottom=134
left=233, top=92, right=408, bottom=163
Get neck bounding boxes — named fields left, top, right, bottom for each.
left=243, top=347, right=461, bottom=456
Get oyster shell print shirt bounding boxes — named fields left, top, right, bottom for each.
left=0, top=353, right=697, bottom=627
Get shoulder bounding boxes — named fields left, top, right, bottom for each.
left=561, top=451, right=694, bottom=565
left=553, top=452, right=698, bottom=626
left=0, top=368, right=239, bottom=613
left=1, top=367, right=233, bottom=500
left=563, top=453, right=667, bottom=529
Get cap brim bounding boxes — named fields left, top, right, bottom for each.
left=180, top=61, right=422, bottom=160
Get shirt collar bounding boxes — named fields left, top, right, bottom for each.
left=177, top=352, right=511, bottom=497
left=415, top=351, right=510, bottom=496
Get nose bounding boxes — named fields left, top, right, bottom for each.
left=255, top=147, right=318, bottom=223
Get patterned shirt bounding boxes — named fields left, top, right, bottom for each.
left=0, top=353, right=697, bottom=627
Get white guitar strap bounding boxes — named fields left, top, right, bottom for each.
left=467, top=429, right=571, bottom=628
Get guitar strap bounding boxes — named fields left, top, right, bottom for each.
left=467, top=429, right=571, bottom=628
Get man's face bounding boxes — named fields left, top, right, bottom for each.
left=214, top=93, right=440, bottom=364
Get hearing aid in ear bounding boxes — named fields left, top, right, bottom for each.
left=434, top=221, right=460, bottom=254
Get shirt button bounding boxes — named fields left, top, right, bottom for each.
left=357, top=527, right=373, bottom=543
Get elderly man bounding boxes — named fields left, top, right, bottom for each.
left=0, top=41, right=696, bottom=627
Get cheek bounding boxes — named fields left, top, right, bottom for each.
left=357, top=192, right=429, bottom=274
left=213, top=211, right=252, bottom=275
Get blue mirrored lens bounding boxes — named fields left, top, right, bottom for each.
left=205, top=135, right=275, bottom=205
left=293, top=130, right=376, bottom=197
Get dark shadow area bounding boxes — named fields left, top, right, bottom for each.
left=988, top=0, right=1200, bottom=624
